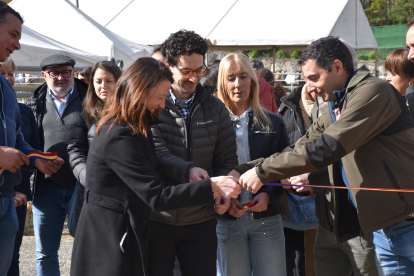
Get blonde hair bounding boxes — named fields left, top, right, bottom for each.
left=217, top=53, right=271, bottom=131
left=0, top=57, right=17, bottom=72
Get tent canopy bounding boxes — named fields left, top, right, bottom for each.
left=11, top=25, right=107, bottom=73
left=74, top=0, right=377, bottom=51
left=10, top=0, right=153, bottom=68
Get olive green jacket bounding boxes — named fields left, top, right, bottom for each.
left=235, top=66, right=414, bottom=241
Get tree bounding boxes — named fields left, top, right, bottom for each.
left=363, top=0, right=414, bottom=26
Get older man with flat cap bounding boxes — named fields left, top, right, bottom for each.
left=25, top=54, right=88, bottom=276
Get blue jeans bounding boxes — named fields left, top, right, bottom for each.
left=217, top=212, right=286, bottom=276
left=0, top=195, right=18, bottom=276
left=32, top=183, right=74, bottom=276
left=372, top=219, right=414, bottom=276
left=7, top=204, right=27, bottom=276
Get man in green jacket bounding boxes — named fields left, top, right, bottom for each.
left=234, top=36, right=414, bottom=275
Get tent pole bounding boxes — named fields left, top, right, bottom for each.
left=76, top=0, right=79, bottom=8
left=375, top=48, right=378, bottom=77
left=272, top=47, right=275, bottom=73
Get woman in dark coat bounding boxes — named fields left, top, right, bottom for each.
left=70, top=57, right=241, bottom=276
left=67, top=61, right=122, bottom=234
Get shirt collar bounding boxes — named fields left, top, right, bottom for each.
left=229, top=106, right=252, bottom=123
left=48, top=86, right=74, bottom=102
left=167, top=88, right=196, bottom=106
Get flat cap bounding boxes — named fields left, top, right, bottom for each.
left=40, top=54, right=76, bottom=70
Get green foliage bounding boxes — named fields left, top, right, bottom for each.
left=248, top=50, right=260, bottom=58
left=358, top=53, right=370, bottom=61
left=364, top=0, right=414, bottom=26
left=290, top=51, right=302, bottom=59
left=276, top=49, right=287, bottom=59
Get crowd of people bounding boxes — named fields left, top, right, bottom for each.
left=2, top=2, right=414, bottom=276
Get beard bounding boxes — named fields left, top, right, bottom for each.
left=49, top=80, right=74, bottom=97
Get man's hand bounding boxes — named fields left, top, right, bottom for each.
left=228, top=169, right=240, bottom=180
left=215, top=196, right=231, bottom=215
left=228, top=199, right=247, bottom=218
left=211, top=176, right=241, bottom=198
left=248, top=192, right=270, bottom=212
left=239, top=167, right=263, bottom=194
left=35, top=156, right=64, bottom=175
left=189, top=167, right=209, bottom=182
left=0, top=146, right=29, bottom=172
left=289, top=173, right=312, bottom=193
left=281, top=178, right=292, bottom=189
left=14, top=191, right=27, bottom=207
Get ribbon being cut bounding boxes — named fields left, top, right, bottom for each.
left=265, top=183, right=414, bottom=193
left=0, top=151, right=58, bottom=179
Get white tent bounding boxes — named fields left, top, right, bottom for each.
left=11, top=25, right=107, bottom=73
left=10, top=0, right=153, bottom=69
left=73, top=0, right=377, bottom=51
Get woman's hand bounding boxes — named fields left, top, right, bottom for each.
left=289, top=174, right=312, bottom=193
left=228, top=199, right=247, bottom=218
left=14, top=191, right=27, bottom=207
left=248, top=192, right=270, bottom=212
left=211, top=176, right=241, bottom=198
left=215, top=196, right=231, bottom=215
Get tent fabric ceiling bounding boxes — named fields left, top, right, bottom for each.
left=72, top=0, right=377, bottom=50
left=10, top=0, right=153, bottom=68
left=11, top=25, right=107, bottom=71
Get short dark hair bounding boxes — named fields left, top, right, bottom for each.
left=256, top=68, right=274, bottom=84
left=0, top=2, right=24, bottom=25
left=385, top=48, right=414, bottom=80
left=78, top=66, right=92, bottom=79
left=161, top=29, right=207, bottom=65
left=250, top=58, right=264, bottom=70
left=298, top=36, right=354, bottom=74
left=201, top=60, right=220, bottom=86
left=408, top=18, right=414, bottom=30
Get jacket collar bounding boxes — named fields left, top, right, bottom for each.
left=332, top=70, right=355, bottom=109
left=279, top=84, right=303, bottom=111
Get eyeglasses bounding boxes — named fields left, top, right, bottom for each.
left=172, top=63, right=208, bottom=79
left=44, top=70, right=72, bottom=79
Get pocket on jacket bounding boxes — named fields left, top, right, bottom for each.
left=382, top=161, right=410, bottom=213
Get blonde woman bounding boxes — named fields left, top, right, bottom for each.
left=216, top=53, right=289, bottom=276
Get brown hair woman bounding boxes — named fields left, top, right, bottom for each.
left=70, top=57, right=241, bottom=276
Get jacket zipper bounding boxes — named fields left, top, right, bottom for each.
left=382, top=161, right=410, bottom=214
left=291, top=108, right=303, bottom=135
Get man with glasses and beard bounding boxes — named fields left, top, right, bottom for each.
left=149, top=30, right=237, bottom=276
left=25, top=54, right=88, bottom=276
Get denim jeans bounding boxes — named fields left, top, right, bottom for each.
left=0, top=195, right=18, bottom=276
left=32, top=182, right=74, bottom=276
left=7, top=204, right=27, bottom=276
left=372, top=219, right=414, bottom=276
left=217, top=212, right=286, bottom=276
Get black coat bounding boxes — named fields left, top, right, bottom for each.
left=218, top=110, right=289, bottom=220
left=67, top=110, right=98, bottom=222
left=70, top=114, right=214, bottom=276
left=278, top=85, right=308, bottom=145
left=16, top=103, right=41, bottom=200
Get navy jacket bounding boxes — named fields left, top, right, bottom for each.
left=0, top=75, right=35, bottom=196
left=15, top=103, right=41, bottom=200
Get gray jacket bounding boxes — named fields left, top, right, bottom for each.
left=150, top=84, right=238, bottom=226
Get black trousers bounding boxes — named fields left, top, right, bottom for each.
left=284, top=227, right=306, bottom=276
left=149, top=219, right=217, bottom=276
